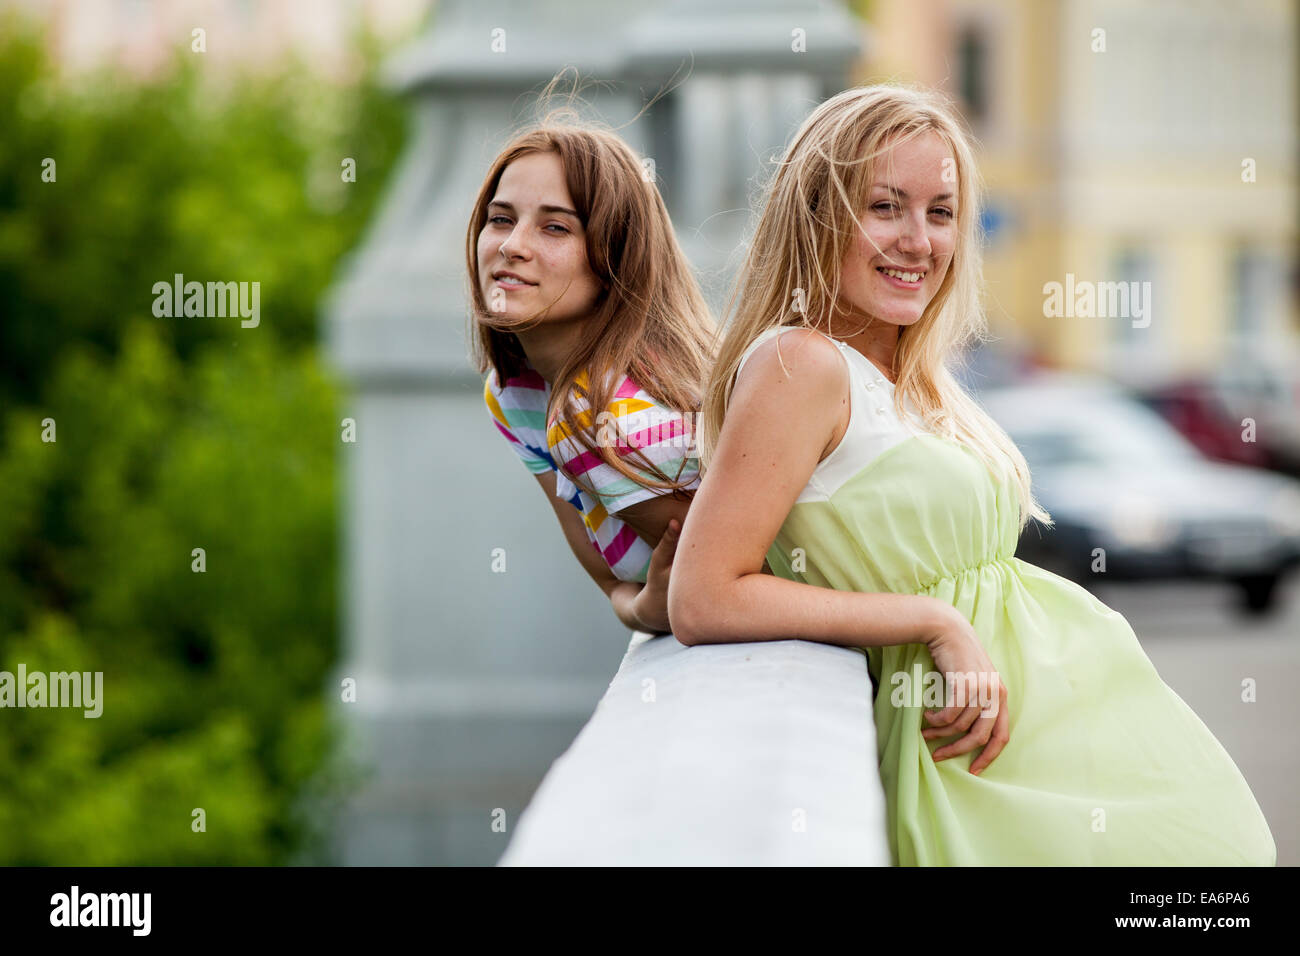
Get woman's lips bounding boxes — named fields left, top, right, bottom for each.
left=876, top=266, right=925, bottom=289
left=492, top=275, right=536, bottom=289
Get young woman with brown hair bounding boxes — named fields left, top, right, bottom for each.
left=469, top=117, right=715, bottom=635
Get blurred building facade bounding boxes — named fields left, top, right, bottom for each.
left=865, top=0, right=1298, bottom=385
left=2, top=0, right=431, bottom=80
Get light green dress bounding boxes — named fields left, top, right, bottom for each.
left=738, top=326, right=1276, bottom=866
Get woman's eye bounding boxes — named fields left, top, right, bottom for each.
left=487, top=215, right=511, bottom=225
left=871, top=202, right=897, bottom=214
left=931, top=207, right=954, bottom=220
left=545, top=224, right=570, bottom=233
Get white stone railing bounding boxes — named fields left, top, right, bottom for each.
left=497, top=632, right=891, bottom=866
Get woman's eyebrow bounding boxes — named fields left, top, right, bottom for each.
left=869, top=184, right=954, bottom=203
left=487, top=199, right=580, bottom=217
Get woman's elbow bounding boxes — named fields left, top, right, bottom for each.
left=668, top=576, right=727, bottom=646
left=668, top=578, right=706, bottom=646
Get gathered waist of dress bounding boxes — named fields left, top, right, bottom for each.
left=908, top=552, right=1018, bottom=595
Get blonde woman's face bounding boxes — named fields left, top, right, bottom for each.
left=839, top=131, right=957, bottom=328
left=477, top=151, right=603, bottom=325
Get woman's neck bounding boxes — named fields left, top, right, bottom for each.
left=811, top=314, right=902, bottom=385
left=514, top=322, right=588, bottom=384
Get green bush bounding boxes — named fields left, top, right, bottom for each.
left=0, top=12, right=408, bottom=863
left=0, top=11, right=406, bottom=404
left=0, top=321, right=358, bottom=864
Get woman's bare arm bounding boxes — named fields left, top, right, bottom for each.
left=669, top=329, right=949, bottom=646
left=533, top=471, right=667, bottom=633
left=667, top=328, right=1009, bottom=772
left=616, top=475, right=775, bottom=574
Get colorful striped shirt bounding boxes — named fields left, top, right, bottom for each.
left=484, top=364, right=700, bottom=583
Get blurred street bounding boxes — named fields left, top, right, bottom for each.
left=1092, top=574, right=1300, bottom=867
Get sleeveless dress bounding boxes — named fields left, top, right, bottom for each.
left=735, top=325, right=1276, bottom=866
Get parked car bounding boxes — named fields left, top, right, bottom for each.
left=1206, top=353, right=1300, bottom=477
left=979, top=373, right=1300, bottom=615
left=1137, top=380, right=1272, bottom=469
left=1138, top=352, right=1300, bottom=478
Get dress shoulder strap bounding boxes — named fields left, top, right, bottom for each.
left=735, top=325, right=849, bottom=382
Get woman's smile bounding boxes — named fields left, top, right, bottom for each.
left=491, top=270, right=538, bottom=290
left=876, top=265, right=928, bottom=289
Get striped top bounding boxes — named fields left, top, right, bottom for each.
left=484, top=363, right=701, bottom=583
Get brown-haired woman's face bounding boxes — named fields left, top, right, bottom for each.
left=476, top=151, right=603, bottom=327
left=840, top=130, right=957, bottom=328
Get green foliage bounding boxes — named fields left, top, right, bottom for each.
left=0, top=321, right=364, bottom=864
left=0, top=11, right=406, bottom=404
left=0, top=12, right=407, bottom=863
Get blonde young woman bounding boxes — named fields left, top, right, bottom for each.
left=470, top=119, right=715, bottom=635
left=669, top=85, right=1276, bottom=866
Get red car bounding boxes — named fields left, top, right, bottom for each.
left=1138, top=381, right=1272, bottom=468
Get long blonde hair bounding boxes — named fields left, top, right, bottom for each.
left=698, top=84, right=1050, bottom=530
left=468, top=118, right=717, bottom=498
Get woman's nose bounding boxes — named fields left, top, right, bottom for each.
left=896, top=211, right=931, bottom=257
left=499, top=224, right=532, bottom=259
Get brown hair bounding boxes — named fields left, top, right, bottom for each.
left=467, top=118, right=717, bottom=499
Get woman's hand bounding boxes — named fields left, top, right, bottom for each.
left=630, top=519, right=680, bottom=634
left=917, top=601, right=1009, bottom=775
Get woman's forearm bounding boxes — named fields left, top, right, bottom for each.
left=671, top=571, right=950, bottom=649
left=608, top=580, right=660, bottom=633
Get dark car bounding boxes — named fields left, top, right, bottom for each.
left=979, top=373, right=1300, bottom=615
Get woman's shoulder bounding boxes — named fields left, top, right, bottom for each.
left=729, top=326, right=850, bottom=462
left=540, top=373, right=698, bottom=515
left=735, top=325, right=848, bottom=387
left=485, top=363, right=548, bottom=423
left=486, top=363, right=547, bottom=399
left=559, top=370, right=691, bottom=428
left=485, top=362, right=552, bottom=465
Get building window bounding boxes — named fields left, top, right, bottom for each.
left=1231, top=246, right=1286, bottom=346
left=1105, top=246, right=1164, bottom=381
left=1113, top=248, right=1152, bottom=346
left=955, top=23, right=990, bottom=129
